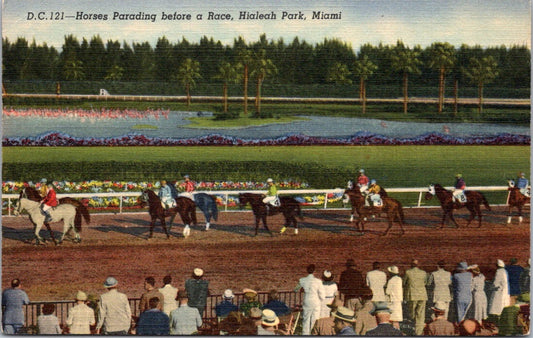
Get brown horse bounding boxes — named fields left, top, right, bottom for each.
left=139, top=189, right=197, bottom=238
left=343, top=187, right=405, bottom=236
left=21, top=186, right=89, bottom=242
left=507, top=180, right=530, bottom=224
left=425, top=184, right=491, bottom=228
left=238, top=193, right=303, bottom=236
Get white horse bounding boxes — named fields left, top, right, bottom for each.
left=14, top=197, right=81, bottom=245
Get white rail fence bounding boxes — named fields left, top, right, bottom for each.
left=2, top=186, right=511, bottom=216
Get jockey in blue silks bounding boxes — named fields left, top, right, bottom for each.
left=158, top=180, right=175, bottom=209
left=516, top=172, right=530, bottom=196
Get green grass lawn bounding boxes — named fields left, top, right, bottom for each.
left=185, top=114, right=309, bottom=128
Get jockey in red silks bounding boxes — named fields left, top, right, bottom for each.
left=357, top=169, right=370, bottom=192
left=179, top=175, right=196, bottom=200
left=40, top=183, right=58, bottom=222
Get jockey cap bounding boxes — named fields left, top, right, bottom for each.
left=161, top=180, right=167, bottom=185
left=359, top=169, right=365, bottom=174
left=267, top=178, right=274, bottom=183
left=519, top=172, right=525, bottom=177
left=455, top=174, right=462, bottom=178
left=370, top=179, right=376, bottom=185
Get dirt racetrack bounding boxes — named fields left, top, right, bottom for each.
left=2, top=205, right=530, bottom=301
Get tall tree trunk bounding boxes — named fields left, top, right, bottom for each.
left=453, top=79, right=458, bottom=116
left=362, top=79, right=367, bottom=114
left=256, top=77, right=262, bottom=115
left=403, top=72, right=408, bottom=114
left=186, top=83, right=191, bottom=107
left=223, top=82, right=228, bottom=113
left=438, top=67, right=445, bottom=113
left=478, top=82, right=484, bottom=116
left=243, top=64, right=248, bottom=115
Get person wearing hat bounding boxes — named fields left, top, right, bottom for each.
left=468, top=264, right=488, bottom=323
left=294, top=264, right=326, bottom=335
left=506, top=258, right=524, bottom=304
left=239, top=288, right=263, bottom=317
left=39, top=182, right=58, bottom=223
left=427, top=260, right=452, bottom=320
left=312, top=297, right=343, bottom=335
left=403, top=259, right=429, bottom=335
left=366, top=262, right=387, bottom=303
left=158, top=180, right=175, bottom=209
left=424, top=301, right=455, bottom=336
left=139, top=276, right=165, bottom=314
left=338, top=259, right=367, bottom=311
left=365, top=302, right=403, bottom=336
left=452, top=261, right=473, bottom=323
left=169, top=288, right=203, bottom=335
left=320, top=270, right=339, bottom=318
left=262, top=289, right=291, bottom=317
left=215, top=289, right=238, bottom=319
left=366, top=179, right=383, bottom=207
left=95, top=276, right=132, bottom=335
left=515, top=172, right=529, bottom=195
left=257, top=309, right=281, bottom=335
left=66, top=290, right=96, bottom=334
left=488, top=259, right=510, bottom=317
left=185, top=268, right=210, bottom=317
left=354, top=285, right=377, bottom=335
left=332, top=306, right=357, bottom=335
left=178, top=175, right=196, bottom=200
left=452, top=173, right=467, bottom=204
left=357, top=169, right=370, bottom=190
left=385, top=266, right=403, bottom=329
left=262, top=178, right=280, bottom=213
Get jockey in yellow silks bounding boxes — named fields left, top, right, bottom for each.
left=367, top=179, right=383, bottom=207
left=262, top=178, right=280, bottom=207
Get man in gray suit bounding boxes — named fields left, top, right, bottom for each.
left=428, top=260, right=452, bottom=320
left=403, top=259, right=428, bottom=335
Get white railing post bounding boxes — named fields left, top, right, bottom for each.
left=417, top=192, right=423, bottom=207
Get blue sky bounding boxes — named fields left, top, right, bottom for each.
left=2, top=0, right=531, bottom=50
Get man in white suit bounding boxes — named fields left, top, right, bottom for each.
left=294, top=264, right=325, bottom=335
left=366, top=261, right=387, bottom=303
left=489, top=259, right=510, bottom=317
left=428, top=260, right=452, bottom=320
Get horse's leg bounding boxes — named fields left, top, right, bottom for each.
left=397, top=210, right=406, bottom=236
left=148, top=217, right=157, bottom=239
left=167, top=212, right=177, bottom=232
left=33, top=223, right=45, bottom=245
left=43, top=221, right=57, bottom=245
left=254, top=216, right=260, bottom=237
left=383, top=214, right=394, bottom=236
left=160, top=217, right=170, bottom=239
left=507, top=205, right=513, bottom=224
left=518, top=205, right=523, bottom=224
left=262, top=214, right=272, bottom=236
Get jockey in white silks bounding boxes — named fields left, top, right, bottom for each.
left=262, top=178, right=280, bottom=207
left=452, top=174, right=467, bottom=203
left=158, top=180, right=176, bottom=209
left=178, top=175, right=196, bottom=200
left=516, top=172, right=530, bottom=197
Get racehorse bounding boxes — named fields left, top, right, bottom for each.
left=22, top=186, right=91, bottom=227
left=167, top=183, right=218, bottom=230
left=343, top=187, right=405, bottom=236
left=425, top=184, right=491, bottom=228
left=139, top=189, right=197, bottom=238
left=238, top=193, right=303, bottom=236
left=14, top=194, right=81, bottom=245
left=507, top=180, right=530, bottom=224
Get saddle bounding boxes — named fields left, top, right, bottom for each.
left=453, top=190, right=467, bottom=203
left=520, top=187, right=531, bottom=198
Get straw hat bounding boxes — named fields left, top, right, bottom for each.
left=103, top=276, right=118, bottom=288
left=333, top=306, right=356, bottom=322
left=497, top=259, right=505, bottom=268
left=387, top=266, right=399, bottom=274
left=261, top=309, right=280, bottom=326
left=223, top=289, right=234, bottom=299
left=193, top=268, right=204, bottom=277
left=75, top=291, right=87, bottom=301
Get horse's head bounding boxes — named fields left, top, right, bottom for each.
left=138, top=189, right=153, bottom=207
left=346, top=180, right=354, bottom=190
left=424, top=184, right=436, bottom=200
left=508, top=179, right=516, bottom=189
left=12, top=197, right=28, bottom=216
left=238, top=194, right=248, bottom=210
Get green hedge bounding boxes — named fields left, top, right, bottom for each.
left=2, top=161, right=352, bottom=188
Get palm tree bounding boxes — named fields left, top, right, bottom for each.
left=237, top=48, right=253, bottom=115
left=249, top=49, right=277, bottom=116
left=63, top=59, right=85, bottom=80
left=463, top=56, right=499, bottom=115
left=326, top=62, right=352, bottom=85
left=353, top=55, right=377, bottom=114
left=175, top=58, right=201, bottom=107
left=215, top=61, right=242, bottom=113
left=104, top=64, right=124, bottom=81
left=390, top=42, right=422, bottom=114
left=428, top=42, right=456, bottom=113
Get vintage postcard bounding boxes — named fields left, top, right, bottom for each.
left=2, top=0, right=531, bottom=335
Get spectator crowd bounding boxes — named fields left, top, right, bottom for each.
left=2, top=257, right=530, bottom=336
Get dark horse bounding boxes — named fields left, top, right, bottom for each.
left=139, top=189, right=197, bottom=238
left=343, top=187, right=405, bottom=236
left=507, top=180, right=530, bottom=224
left=22, top=186, right=90, bottom=244
left=167, top=183, right=218, bottom=230
left=238, top=193, right=303, bottom=236
left=425, top=184, right=491, bottom=228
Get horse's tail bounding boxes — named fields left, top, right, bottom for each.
left=480, top=192, right=491, bottom=211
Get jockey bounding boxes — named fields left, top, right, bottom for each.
left=367, top=179, right=382, bottom=207
left=516, top=172, right=530, bottom=196
left=158, top=180, right=174, bottom=209
left=452, top=173, right=467, bottom=203
left=179, top=175, right=196, bottom=200
left=40, top=183, right=58, bottom=223
left=262, top=178, right=280, bottom=207
left=357, top=169, right=370, bottom=191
